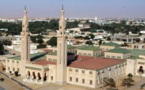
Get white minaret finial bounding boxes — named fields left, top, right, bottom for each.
left=22, top=6, right=28, bottom=32
left=59, top=5, right=66, bottom=33
left=62, top=5, right=64, bottom=10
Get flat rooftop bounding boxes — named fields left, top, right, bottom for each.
left=69, top=55, right=125, bottom=70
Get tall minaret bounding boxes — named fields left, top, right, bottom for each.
left=20, top=6, right=30, bottom=76
left=56, top=6, right=67, bottom=84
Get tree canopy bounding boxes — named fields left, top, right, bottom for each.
left=0, top=42, right=4, bottom=55
left=47, top=37, right=57, bottom=47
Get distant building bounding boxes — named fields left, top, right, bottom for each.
left=111, top=34, right=138, bottom=43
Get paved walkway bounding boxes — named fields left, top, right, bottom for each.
left=127, top=78, right=145, bottom=90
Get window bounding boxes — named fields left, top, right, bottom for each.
left=8, top=67, right=10, bottom=70
left=76, top=78, right=78, bottom=82
left=106, top=55, right=110, bottom=58
left=69, top=69, right=72, bottom=72
left=89, top=71, right=92, bottom=74
left=90, top=80, right=92, bottom=85
left=51, top=76, right=53, bottom=80
left=117, top=56, right=121, bottom=59
left=88, top=53, right=91, bottom=56
left=17, top=68, right=19, bottom=71
left=82, top=79, right=85, bottom=83
left=48, top=58, right=52, bottom=60
left=75, top=69, right=78, bottom=72
left=17, top=61, right=19, bottom=63
left=7, top=60, right=9, bottom=62
left=70, top=77, right=72, bottom=81
left=82, top=70, right=85, bottom=73
left=53, top=59, right=57, bottom=61
left=112, top=56, right=115, bottom=58
left=96, top=53, right=98, bottom=55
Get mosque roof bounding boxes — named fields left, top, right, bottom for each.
left=67, top=45, right=76, bottom=49
left=48, top=51, right=57, bottom=56
left=130, top=49, right=145, bottom=57
left=8, top=52, right=48, bottom=61
left=101, top=42, right=120, bottom=47
left=77, top=45, right=101, bottom=51
left=69, top=55, right=125, bottom=70
left=106, top=48, right=131, bottom=54
left=32, top=60, right=56, bottom=65
left=48, top=52, right=74, bottom=56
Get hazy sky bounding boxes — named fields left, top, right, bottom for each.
left=0, top=0, right=145, bottom=18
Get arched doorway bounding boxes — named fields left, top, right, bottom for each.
left=27, top=71, right=30, bottom=79
left=38, top=73, right=41, bottom=80
left=32, top=72, right=36, bottom=79
left=43, top=72, right=47, bottom=81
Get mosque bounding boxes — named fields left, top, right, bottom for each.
left=3, top=6, right=141, bottom=89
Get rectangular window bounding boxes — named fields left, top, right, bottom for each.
left=112, top=56, right=115, bottom=58
left=82, top=79, right=85, bottom=83
left=89, top=71, right=92, bottom=74
left=69, top=69, right=72, bottom=72
left=82, top=70, right=85, bottom=73
left=51, top=76, right=53, bottom=80
left=76, top=78, right=78, bottom=82
left=88, top=54, right=91, bottom=56
left=70, top=77, right=72, bottom=81
left=90, top=80, right=92, bottom=85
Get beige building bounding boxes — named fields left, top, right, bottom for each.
left=2, top=7, right=131, bottom=89
left=100, top=42, right=120, bottom=50
left=77, top=45, right=102, bottom=56
left=104, top=48, right=131, bottom=59
left=128, top=43, right=145, bottom=50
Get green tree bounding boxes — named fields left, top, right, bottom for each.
left=47, top=37, right=57, bottom=47
left=98, top=40, right=102, bottom=45
left=122, top=78, right=132, bottom=86
left=0, top=42, right=4, bottom=55
left=103, top=77, right=116, bottom=87
left=128, top=73, right=133, bottom=78
left=69, top=30, right=74, bottom=33
left=85, top=41, right=93, bottom=45
left=84, top=36, right=90, bottom=40
left=37, top=38, right=44, bottom=44
left=37, top=44, right=46, bottom=49
left=88, top=34, right=95, bottom=39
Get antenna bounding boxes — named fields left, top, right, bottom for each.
left=24, top=5, right=26, bottom=10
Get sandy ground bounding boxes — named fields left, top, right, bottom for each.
left=1, top=72, right=145, bottom=90
left=0, top=73, right=23, bottom=90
